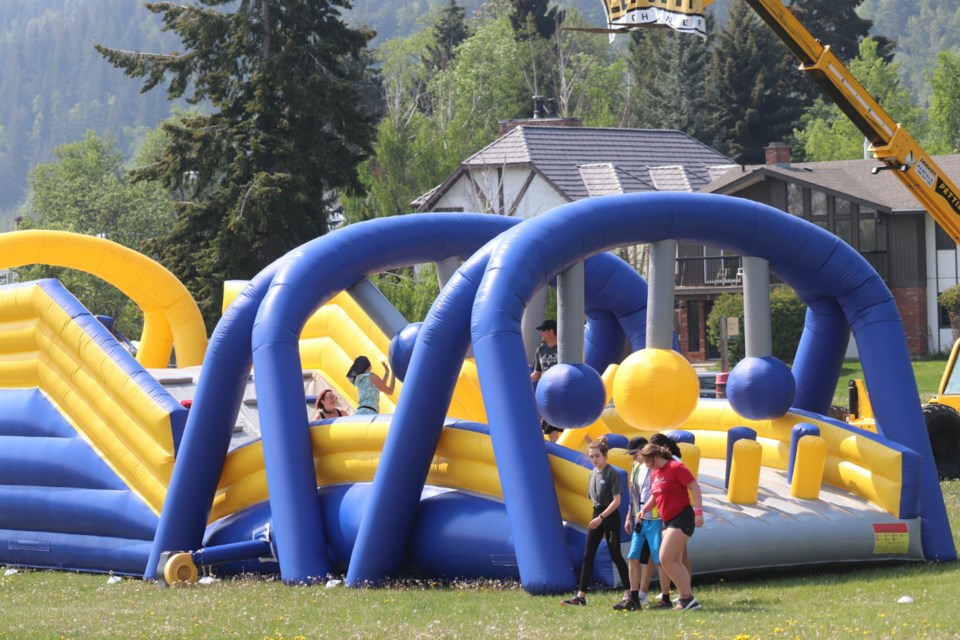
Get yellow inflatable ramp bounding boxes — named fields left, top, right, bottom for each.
left=0, top=279, right=188, bottom=514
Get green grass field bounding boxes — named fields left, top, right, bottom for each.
left=3, top=482, right=960, bottom=640
left=3, top=359, right=956, bottom=639
left=833, top=359, right=949, bottom=407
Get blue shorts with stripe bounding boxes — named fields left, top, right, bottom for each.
left=627, top=518, right=662, bottom=564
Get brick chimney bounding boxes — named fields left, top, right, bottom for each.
left=764, top=141, right=791, bottom=167
left=498, top=96, right=582, bottom=135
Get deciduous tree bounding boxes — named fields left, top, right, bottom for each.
left=926, top=50, right=960, bottom=154
left=15, top=131, right=173, bottom=336
left=793, top=38, right=923, bottom=161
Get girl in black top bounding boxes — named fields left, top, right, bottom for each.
left=561, top=437, right=632, bottom=609
left=313, top=389, right=345, bottom=420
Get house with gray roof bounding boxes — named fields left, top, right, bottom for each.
left=701, top=148, right=960, bottom=357
left=413, top=120, right=735, bottom=216
left=417, top=120, right=960, bottom=362
left=413, top=118, right=739, bottom=362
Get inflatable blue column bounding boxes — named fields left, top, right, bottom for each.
left=147, top=267, right=281, bottom=579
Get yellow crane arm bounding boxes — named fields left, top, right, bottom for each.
left=742, top=0, right=960, bottom=243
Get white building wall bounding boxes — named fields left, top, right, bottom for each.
left=430, top=167, right=566, bottom=218
left=512, top=179, right=567, bottom=218
left=432, top=176, right=485, bottom=213
left=926, top=216, right=960, bottom=354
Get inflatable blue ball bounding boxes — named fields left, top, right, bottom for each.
left=726, top=355, right=796, bottom=420
left=535, top=363, right=606, bottom=430
left=389, top=322, right=421, bottom=382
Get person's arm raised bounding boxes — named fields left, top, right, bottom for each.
left=373, top=361, right=396, bottom=395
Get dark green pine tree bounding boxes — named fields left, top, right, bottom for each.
left=95, top=0, right=380, bottom=330
left=509, top=0, right=561, bottom=41
left=788, top=0, right=888, bottom=63
left=778, top=0, right=893, bottom=110
left=705, top=0, right=806, bottom=164
left=424, top=0, right=471, bottom=74
left=627, top=13, right=717, bottom=144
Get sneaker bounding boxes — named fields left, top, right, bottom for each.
left=651, top=597, right=673, bottom=609
left=674, top=596, right=701, bottom=611
left=612, top=597, right=639, bottom=611
left=637, top=591, right=650, bottom=606
left=561, top=595, right=586, bottom=606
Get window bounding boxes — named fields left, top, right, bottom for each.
left=936, top=225, right=955, bottom=251
left=859, top=207, right=879, bottom=252
left=941, top=304, right=953, bottom=329
left=835, top=198, right=851, bottom=217
left=787, top=183, right=803, bottom=217
left=810, top=190, right=827, bottom=217
left=833, top=197, right=852, bottom=244
left=688, top=302, right=700, bottom=352
left=835, top=218, right=852, bottom=244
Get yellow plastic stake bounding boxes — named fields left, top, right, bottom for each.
left=678, top=442, right=701, bottom=480
left=790, top=435, right=827, bottom=500
left=727, top=439, right=762, bottom=505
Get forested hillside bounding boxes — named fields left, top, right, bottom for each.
left=0, top=0, right=957, bottom=233
left=350, top=0, right=604, bottom=42
left=858, top=0, right=960, bottom=102
left=0, top=1, right=178, bottom=225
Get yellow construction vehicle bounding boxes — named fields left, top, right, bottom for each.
left=602, top=0, right=960, bottom=477
left=847, top=344, right=960, bottom=479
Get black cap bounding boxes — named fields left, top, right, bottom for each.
left=626, top=436, right=648, bottom=455
left=536, top=319, right=557, bottom=331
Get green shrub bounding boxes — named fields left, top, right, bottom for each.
left=939, top=284, right=960, bottom=342
left=706, top=292, right=745, bottom=364
left=770, top=286, right=807, bottom=361
left=706, top=286, right=806, bottom=365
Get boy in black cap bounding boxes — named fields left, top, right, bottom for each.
left=531, top=319, right=561, bottom=441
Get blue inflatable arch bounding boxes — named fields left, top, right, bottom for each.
left=251, top=215, right=655, bottom=584
left=151, top=214, right=517, bottom=579
left=465, top=191, right=952, bottom=593
left=347, top=224, right=653, bottom=590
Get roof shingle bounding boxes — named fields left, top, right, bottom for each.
left=704, top=155, right=960, bottom=213
left=459, top=126, right=733, bottom=200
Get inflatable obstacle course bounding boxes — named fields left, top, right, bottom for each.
left=0, top=194, right=952, bottom=593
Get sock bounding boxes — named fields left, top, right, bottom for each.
left=630, top=590, right=639, bottom=603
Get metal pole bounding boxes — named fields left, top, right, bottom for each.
left=346, top=278, right=408, bottom=339
left=557, top=263, right=585, bottom=363
left=742, top=256, right=772, bottom=357
left=647, top=240, right=677, bottom=350
left=522, top=287, right=548, bottom=366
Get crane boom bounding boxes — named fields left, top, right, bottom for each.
left=741, top=0, right=960, bottom=243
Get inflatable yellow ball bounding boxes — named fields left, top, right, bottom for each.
left=612, top=348, right=699, bottom=430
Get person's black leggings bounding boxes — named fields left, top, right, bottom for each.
left=578, top=506, right=630, bottom=593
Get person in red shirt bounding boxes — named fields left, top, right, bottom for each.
left=639, top=443, right=704, bottom=611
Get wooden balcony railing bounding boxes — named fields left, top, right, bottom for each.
left=674, top=252, right=888, bottom=288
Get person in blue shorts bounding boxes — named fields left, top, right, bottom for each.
left=618, top=436, right=671, bottom=610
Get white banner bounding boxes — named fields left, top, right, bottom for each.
left=603, top=0, right=707, bottom=39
